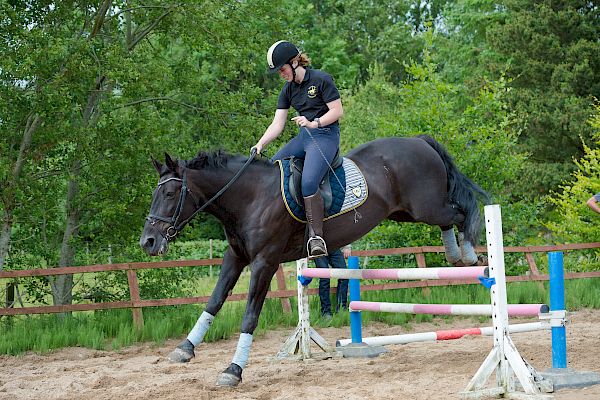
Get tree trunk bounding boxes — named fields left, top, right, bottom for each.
left=51, top=159, right=81, bottom=306
left=49, top=2, right=175, bottom=306
left=51, top=74, right=105, bottom=307
left=0, top=113, right=41, bottom=271
left=0, top=211, right=12, bottom=271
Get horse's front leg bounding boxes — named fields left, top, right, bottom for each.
left=168, top=248, right=246, bottom=363
left=217, top=256, right=279, bottom=387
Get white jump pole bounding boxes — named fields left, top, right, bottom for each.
left=460, top=204, right=552, bottom=399
left=276, top=258, right=338, bottom=360
left=336, top=321, right=551, bottom=347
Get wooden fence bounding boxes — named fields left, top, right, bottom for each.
left=2, top=243, right=600, bottom=328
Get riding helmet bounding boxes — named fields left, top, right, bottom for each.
left=266, top=40, right=300, bottom=73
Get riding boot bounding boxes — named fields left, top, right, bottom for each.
left=303, top=192, right=328, bottom=259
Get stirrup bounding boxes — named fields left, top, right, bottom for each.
left=307, top=236, right=328, bottom=259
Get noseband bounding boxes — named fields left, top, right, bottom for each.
left=146, top=150, right=257, bottom=241
left=146, top=168, right=201, bottom=240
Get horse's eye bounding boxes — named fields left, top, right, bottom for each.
left=165, top=191, right=175, bottom=198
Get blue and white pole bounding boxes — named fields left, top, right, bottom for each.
left=548, top=251, right=567, bottom=369
left=348, top=256, right=363, bottom=344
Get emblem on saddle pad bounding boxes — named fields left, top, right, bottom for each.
left=276, top=157, right=368, bottom=223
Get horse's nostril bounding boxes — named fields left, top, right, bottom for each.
left=145, top=237, right=155, bottom=249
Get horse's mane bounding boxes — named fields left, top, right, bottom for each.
left=185, top=149, right=272, bottom=170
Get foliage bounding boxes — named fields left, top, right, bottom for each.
left=75, top=239, right=229, bottom=303
left=546, top=105, right=600, bottom=248
left=440, top=0, right=600, bottom=196
left=345, top=34, right=526, bottom=250
left=1, top=0, right=598, bottom=313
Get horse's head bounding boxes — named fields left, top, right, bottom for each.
left=139, top=153, right=200, bottom=256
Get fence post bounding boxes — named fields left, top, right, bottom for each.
left=415, top=251, right=430, bottom=297
left=525, top=252, right=541, bottom=276
left=126, top=266, right=144, bottom=330
left=275, top=264, right=292, bottom=313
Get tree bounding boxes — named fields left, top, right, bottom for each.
left=343, top=34, right=527, bottom=248
left=0, top=0, right=313, bottom=306
left=546, top=105, right=600, bottom=250
left=439, top=0, right=600, bottom=196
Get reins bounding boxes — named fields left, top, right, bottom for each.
left=147, top=149, right=257, bottom=240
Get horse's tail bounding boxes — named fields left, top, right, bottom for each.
left=417, top=134, right=491, bottom=245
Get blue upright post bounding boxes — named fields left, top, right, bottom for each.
left=348, top=256, right=362, bottom=344
left=540, top=253, right=600, bottom=389
left=549, top=251, right=567, bottom=369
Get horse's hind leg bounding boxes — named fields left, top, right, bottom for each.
left=217, top=256, right=280, bottom=387
left=168, top=248, right=246, bottom=363
left=424, top=207, right=479, bottom=266
left=440, top=226, right=461, bottom=264
left=458, top=231, right=479, bottom=266
left=437, top=208, right=479, bottom=266
left=440, top=226, right=479, bottom=266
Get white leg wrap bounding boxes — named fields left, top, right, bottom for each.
left=458, top=232, right=478, bottom=265
left=187, top=311, right=215, bottom=346
left=231, top=333, right=253, bottom=369
left=441, top=229, right=461, bottom=264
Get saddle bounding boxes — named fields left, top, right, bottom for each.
left=287, top=151, right=343, bottom=211
left=275, top=155, right=367, bottom=223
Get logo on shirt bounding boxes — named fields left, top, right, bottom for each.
left=307, top=85, right=317, bottom=98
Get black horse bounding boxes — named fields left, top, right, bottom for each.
left=140, top=135, right=489, bottom=386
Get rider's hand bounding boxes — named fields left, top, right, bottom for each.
left=342, top=247, right=351, bottom=258
left=291, top=116, right=318, bottom=129
left=251, top=143, right=263, bottom=155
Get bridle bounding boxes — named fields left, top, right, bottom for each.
left=146, top=150, right=257, bottom=241
left=146, top=168, right=200, bottom=240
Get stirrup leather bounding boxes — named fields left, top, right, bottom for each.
left=307, top=236, right=328, bottom=259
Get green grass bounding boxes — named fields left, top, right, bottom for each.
left=2, top=278, right=600, bottom=355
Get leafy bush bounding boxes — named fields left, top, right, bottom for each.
left=345, top=35, right=529, bottom=260
left=546, top=106, right=600, bottom=246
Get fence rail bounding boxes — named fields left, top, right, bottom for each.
left=2, top=243, right=600, bottom=327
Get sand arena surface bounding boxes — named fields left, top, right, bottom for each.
left=2, top=309, right=600, bottom=400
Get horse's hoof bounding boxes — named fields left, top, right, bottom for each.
left=167, top=339, right=195, bottom=363
left=445, top=256, right=462, bottom=265
left=477, top=254, right=488, bottom=266
left=168, top=347, right=194, bottom=363
left=216, top=363, right=242, bottom=387
left=216, top=372, right=241, bottom=387
left=460, top=254, right=479, bottom=266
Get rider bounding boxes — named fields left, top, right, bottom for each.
left=252, top=40, right=344, bottom=259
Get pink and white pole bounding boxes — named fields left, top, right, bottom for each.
left=349, top=301, right=549, bottom=317
left=300, top=266, right=488, bottom=280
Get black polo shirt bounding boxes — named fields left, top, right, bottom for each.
left=277, top=68, right=340, bottom=126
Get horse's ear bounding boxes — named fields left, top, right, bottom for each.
left=151, top=158, right=162, bottom=174
left=164, top=153, right=179, bottom=173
